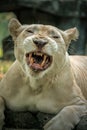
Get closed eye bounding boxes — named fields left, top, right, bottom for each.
left=26, top=29, right=34, bottom=34
left=53, top=35, right=60, bottom=39
left=49, top=30, right=60, bottom=39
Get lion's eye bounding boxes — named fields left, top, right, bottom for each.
left=50, top=31, right=60, bottom=39
left=53, top=35, right=60, bottom=39
left=26, top=30, right=34, bottom=34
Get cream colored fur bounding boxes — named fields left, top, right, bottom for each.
left=0, top=18, right=87, bottom=130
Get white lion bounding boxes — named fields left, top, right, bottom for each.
left=0, top=18, right=87, bottom=130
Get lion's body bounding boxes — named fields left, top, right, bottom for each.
left=0, top=19, right=87, bottom=130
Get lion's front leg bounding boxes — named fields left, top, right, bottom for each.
left=44, top=102, right=87, bottom=130
left=0, top=97, right=5, bottom=130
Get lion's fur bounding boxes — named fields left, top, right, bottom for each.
left=0, top=18, right=87, bottom=130
left=70, top=56, right=87, bottom=99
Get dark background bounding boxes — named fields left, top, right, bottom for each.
left=0, top=0, right=87, bottom=60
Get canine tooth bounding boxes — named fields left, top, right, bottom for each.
left=41, top=55, right=47, bottom=67
left=29, top=53, right=32, bottom=60
left=30, top=57, right=33, bottom=64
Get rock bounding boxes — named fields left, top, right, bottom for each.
left=4, top=129, right=38, bottom=130
left=3, top=109, right=87, bottom=130
left=74, top=115, right=87, bottom=130
left=4, top=109, right=39, bottom=129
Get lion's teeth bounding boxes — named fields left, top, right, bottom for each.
left=30, top=57, right=33, bottom=64
left=36, top=52, right=43, bottom=56
left=41, top=55, right=47, bottom=67
left=44, top=55, right=47, bottom=61
left=29, top=53, right=32, bottom=61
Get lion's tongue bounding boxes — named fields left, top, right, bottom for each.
left=30, top=63, right=43, bottom=70
left=29, top=55, right=47, bottom=70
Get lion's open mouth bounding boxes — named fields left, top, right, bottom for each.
left=25, top=51, right=52, bottom=71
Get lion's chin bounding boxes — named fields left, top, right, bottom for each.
left=25, top=51, right=52, bottom=72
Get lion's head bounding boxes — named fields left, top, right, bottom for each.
left=9, top=18, right=79, bottom=78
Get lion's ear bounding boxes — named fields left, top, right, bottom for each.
left=64, top=27, right=79, bottom=41
left=8, top=18, right=22, bottom=39
left=64, top=27, right=79, bottom=48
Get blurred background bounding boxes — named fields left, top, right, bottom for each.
left=0, top=0, right=87, bottom=79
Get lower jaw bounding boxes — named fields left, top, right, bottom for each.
left=29, top=68, right=46, bottom=78
left=29, top=67, right=45, bottom=73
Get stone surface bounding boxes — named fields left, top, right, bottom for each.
left=3, top=109, right=87, bottom=130
left=74, top=115, right=87, bottom=130
left=4, top=109, right=55, bottom=130
left=4, top=109, right=39, bottom=129
left=4, top=129, right=38, bottom=130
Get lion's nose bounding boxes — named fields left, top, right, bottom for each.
left=33, top=38, right=48, bottom=48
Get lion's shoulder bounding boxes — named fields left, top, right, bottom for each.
left=70, top=56, right=87, bottom=99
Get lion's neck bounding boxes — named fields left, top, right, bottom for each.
left=29, top=73, right=49, bottom=91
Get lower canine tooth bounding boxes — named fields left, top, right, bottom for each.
left=29, top=53, right=32, bottom=61
left=30, top=58, right=33, bottom=64
left=41, top=55, right=46, bottom=67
